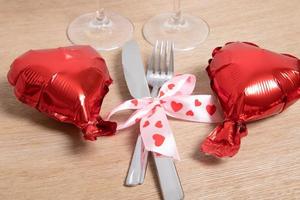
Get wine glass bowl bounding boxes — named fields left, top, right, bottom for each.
left=143, top=1, right=209, bottom=51
left=67, top=10, right=134, bottom=51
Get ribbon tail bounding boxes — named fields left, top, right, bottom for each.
left=117, top=104, right=158, bottom=130
left=110, top=101, right=157, bottom=130
left=163, top=95, right=223, bottom=123
left=106, top=99, right=134, bottom=120
left=105, top=98, right=152, bottom=120
left=140, top=105, right=180, bottom=160
left=105, top=98, right=154, bottom=130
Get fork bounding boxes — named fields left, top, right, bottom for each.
left=147, top=40, right=184, bottom=200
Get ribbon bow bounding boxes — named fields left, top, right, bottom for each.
left=107, top=74, right=222, bottom=160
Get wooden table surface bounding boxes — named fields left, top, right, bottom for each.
left=0, top=0, right=299, bottom=199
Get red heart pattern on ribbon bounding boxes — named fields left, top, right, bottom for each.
left=206, top=104, right=217, bottom=115
left=186, top=110, right=194, bottom=116
left=143, top=120, right=150, bottom=128
left=155, top=121, right=163, bottom=128
left=153, top=134, right=165, bottom=146
left=195, top=99, right=202, bottom=107
left=168, top=83, right=175, bottom=90
left=106, top=74, right=223, bottom=160
left=171, top=101, right=183, bottom=112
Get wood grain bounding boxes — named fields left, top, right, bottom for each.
left=0, top=0, right=299, bottom=199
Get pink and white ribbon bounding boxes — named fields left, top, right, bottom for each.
left=106, top=74, right=223, bottom=160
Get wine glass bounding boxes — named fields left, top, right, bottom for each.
left=143, top=0, right=209, bottom=51
left=67, top=1, right=134, bottom=51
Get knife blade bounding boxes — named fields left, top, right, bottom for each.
left=122, top=40, right=150, bottom=186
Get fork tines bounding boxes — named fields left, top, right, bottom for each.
left=148, top=40, right=174, bottom=77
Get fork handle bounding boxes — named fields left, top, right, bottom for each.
left=150, top=82, right=184, bottom=199
left=151, top=85, right=159, bottom=97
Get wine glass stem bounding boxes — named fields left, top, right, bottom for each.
left=173, top=0, right=182, bottom=23
left=96, top=8, right=106, bottom=21
left=95, top=0, right=110, bottom=26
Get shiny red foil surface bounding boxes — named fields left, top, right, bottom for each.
left=8, top=45, right=117, bottom=140
left=201, top=42, right=300, bottom=157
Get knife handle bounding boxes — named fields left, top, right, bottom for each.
left=153, top=153, right=184, bottom=200
left=125, top=135, right=149, bottom=186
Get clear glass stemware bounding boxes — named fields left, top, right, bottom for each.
left=143, top=0, right=209, bottom=51
left=67, top=1, right=134, bottom=51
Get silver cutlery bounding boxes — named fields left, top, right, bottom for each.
left=122, top=40, right=150, bottom=186
left=146, top=40, right=184, bottom=200
left=122, top=40, right=184, bottom=200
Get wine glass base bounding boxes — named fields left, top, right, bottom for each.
left=67, top=11, right=134, bottom=51
left=143, top=12, right=209, bottom=51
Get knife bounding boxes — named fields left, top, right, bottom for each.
left=122, top=40, right=150, bottom=186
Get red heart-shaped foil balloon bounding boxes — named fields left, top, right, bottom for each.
left=8, top=45, right=117, bottom=140
left=201, top=42, right=300, bottom=157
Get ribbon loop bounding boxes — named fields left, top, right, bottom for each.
left=159, top=74, right=196, bottom=98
